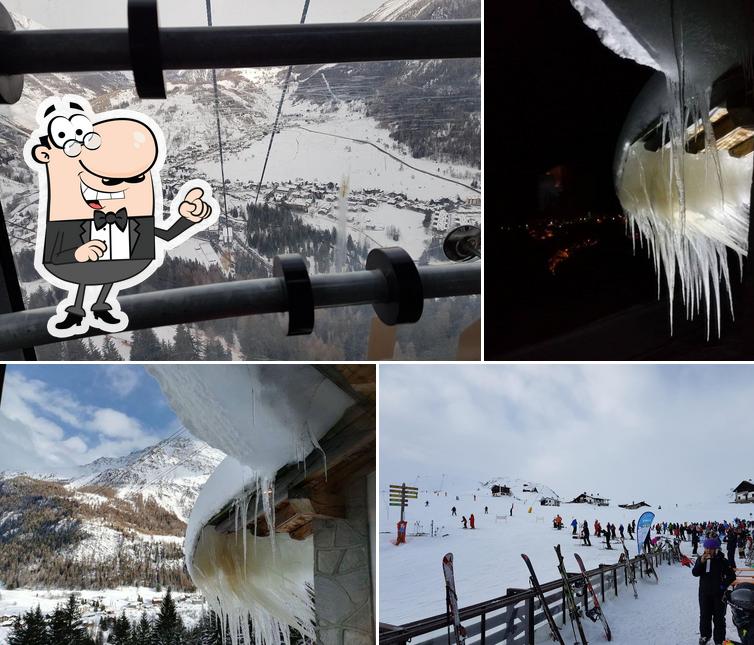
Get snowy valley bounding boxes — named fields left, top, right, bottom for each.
left=0, top=0, right=481, bottom=361
left=0, top=434, right=225, bottom=642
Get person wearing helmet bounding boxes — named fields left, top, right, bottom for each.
left=693, top=536, right=737, bottom=645
left=725, top=583, right=754, bottom=644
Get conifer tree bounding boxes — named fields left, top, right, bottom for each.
left=108, top=611, right=131, bottom=644
left=49, top=595, right=92, bottom=645
left=152, top=589, right=185, bottom=645
left=130, top=329, right=162, bottom=361
left=131, top=612, right=152, bottom=645
left=101, top=336, right=122, bottom=361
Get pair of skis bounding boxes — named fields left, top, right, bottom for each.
left=442, top=553, right=466, bottom=644
left=521, top=549, right=612, bottom=645
left=619, top=538, right=638, bottom=599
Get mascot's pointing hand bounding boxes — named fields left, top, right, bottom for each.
left=178, top=186, right=212, bottom=223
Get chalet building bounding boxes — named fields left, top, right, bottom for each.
left=570, top=492, right=610, bottom=506
left=618, top=501, right=651, bottom=510
left=523, top=484, right=538, bottom=493
left=540, top=496, right=560, bottom=506
left=733, top=480, right=754, bottom=503
left=491, top=484, right=512, bottom=497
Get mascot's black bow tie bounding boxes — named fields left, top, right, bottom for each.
left=93, top=208, right=128, bottom=231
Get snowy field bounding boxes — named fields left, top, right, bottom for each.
left=0, top=586, right=206, bottom=643
left=194, top=105, right=479, bottom=202
left=302, top=203, right=430, bottom=259
left=379, top=483, right=752, bottom=643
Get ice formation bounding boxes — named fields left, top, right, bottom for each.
left=191, top=527, right=315, bottom=645
left=571, top=0, right=754, bottom=334
left=147, top=365, right=355, bottom=644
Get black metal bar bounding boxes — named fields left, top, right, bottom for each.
left=0, top=262, right=479, bottom=352
left=0, top=204, right=35, bottom=360
left=526, top=597, right=534, bottom=645
left=0, top=20, right=481, bottom=75
left=479, top=612, right=485, bottom=644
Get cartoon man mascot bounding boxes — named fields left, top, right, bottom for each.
left=24, top=95, right=219, bottom=337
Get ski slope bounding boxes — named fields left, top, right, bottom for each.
left=379, top=484, right=751, bottom=643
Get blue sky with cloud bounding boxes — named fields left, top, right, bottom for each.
left=0, top=365, right=180, bottom=473
left=379, top=364, right=754, bottom=505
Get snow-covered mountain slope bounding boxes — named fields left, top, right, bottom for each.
left=0, top=434, right=225, bottom=590
left=479, top=477, right=561, bottom=503
left=379, top=480, right=751, bottom=626
left=67, top=434, right=225, bottom=523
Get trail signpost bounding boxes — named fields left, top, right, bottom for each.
left=390, top=482, right=418, bottom=544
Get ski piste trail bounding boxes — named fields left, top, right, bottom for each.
left=380, top=482, right=750, bottom=643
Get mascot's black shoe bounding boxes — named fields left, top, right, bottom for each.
left=55, top=312, right=84, bottom=330
left=92, top=310, right=120, bottom=325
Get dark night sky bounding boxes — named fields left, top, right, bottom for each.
left=496, top=0, right=653, bottom=220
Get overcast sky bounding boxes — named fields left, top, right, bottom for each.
left=379, top=364, right=754, bottom=505
left=0, top=365, right=180, bottom=473
left=5, top=0, right=386, bottom=28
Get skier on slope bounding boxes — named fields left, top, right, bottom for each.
left=692, top=526, right=701, bottom=555
left=571, top=518, right=578, bottom=536
left=693, top=536, right=736, bottom=645
left=461, top=516, right=467, bottom=529
left=619, top=523, right=625, bottom=540
left=451, top=506, right=457, bottom=516
left=605, top=526, right=612, bottom=550
left=484, top=506, right=488, bottom=515
left=582, top=520, right=591, bottom=546
left=469, top=513, right=475, bottom=529
left=594, top=519, right=602, bottom=538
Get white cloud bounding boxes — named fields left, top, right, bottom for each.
left=99, top=366, right=141, bottom=398
left=379, top=364, right=754, bottom=505
left=0, top=371, right=161, bottom=473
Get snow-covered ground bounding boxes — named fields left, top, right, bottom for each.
left=194, top=103, right=479, bottom=202
left=0, top=586, right=206, bottom=643
left=379, top=482, right=753, bottom=643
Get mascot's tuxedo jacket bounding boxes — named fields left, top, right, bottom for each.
left=42, top=215, right=194, bottom=286
left=44, top=215, right=192, bottom=264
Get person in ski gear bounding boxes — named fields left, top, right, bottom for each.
left=725, top=582, right=754, bottom=645
left=605, top=526, right=612, bottom=550
left=571, top=518, right=578, bottom=535
left=461, top=516, right=467, bottom=529
left=619, top=523, right=625, bottom=539
left=469, top=514, right=475, bottom=529
left=582, top=521, right=591, bottom=546
left=484, top=506, right=488, bottom=515
left=611, top=523, right=617, bottom=540
left=643, top=531, right=652, bottom=554
left=728, top=528, right=738, bottom=567
left=594, top=520, right=601, bottom=537
left=425, top=500, right=429, bottom=507
left=451, top=506, right=457, bottom=516
left=510, top=504, right=514, bottom=517
left=693, top=536, right=736, bottom=645
left=693, top=526, right=701, bottom=555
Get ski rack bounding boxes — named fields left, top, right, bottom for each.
left=379, top=552, right=666, bottom=645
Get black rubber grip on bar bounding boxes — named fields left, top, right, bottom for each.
left=366, top=247, right=423, bottom=325
left=273, top=254, right=314, bottom=336
left=128, top=0, right=165, bottom=98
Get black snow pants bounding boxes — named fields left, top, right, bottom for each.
left=699, top=591, right=727, bottom=643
